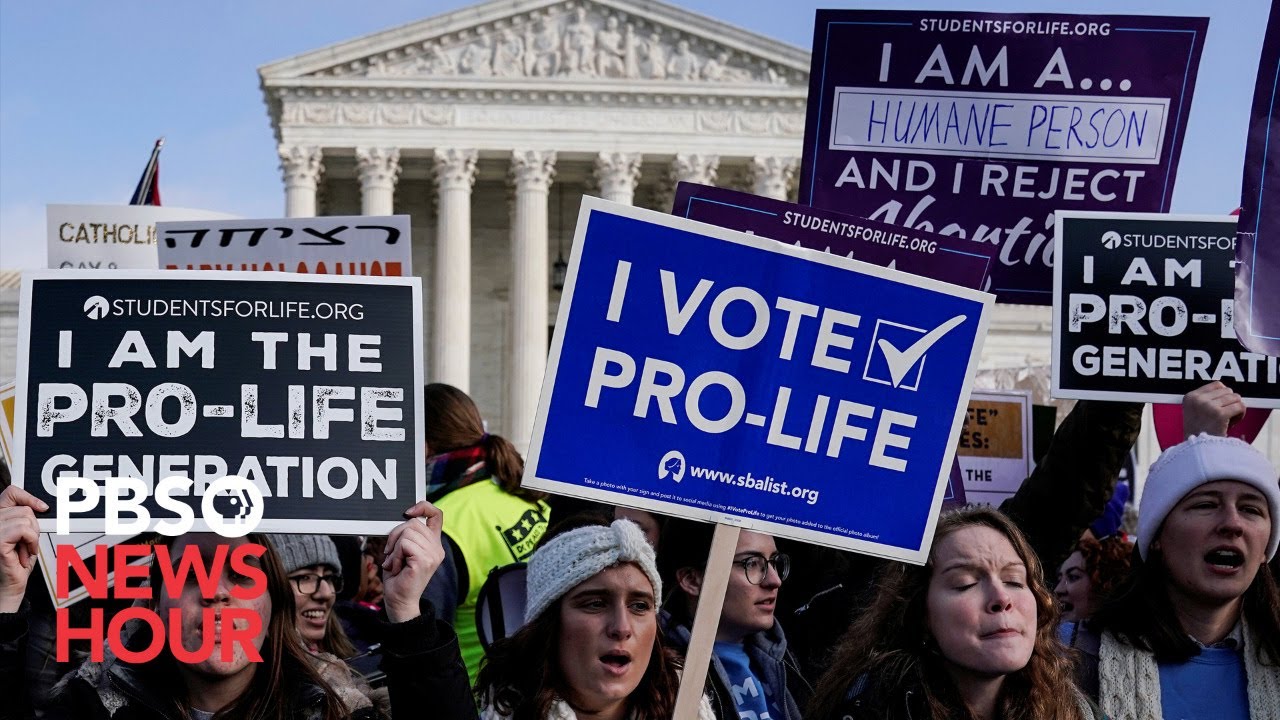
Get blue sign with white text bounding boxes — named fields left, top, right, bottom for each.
left=524, top=200, right=992, bottom=562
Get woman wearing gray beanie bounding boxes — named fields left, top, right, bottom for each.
left=268, top=533, right=355, bottom=658
left=475, top=517, right=714, bottom=720
left=1072, top=433, right=1280, bottom=719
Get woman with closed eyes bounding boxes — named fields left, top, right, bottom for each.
left=808, top=506, right=1100, bottom=720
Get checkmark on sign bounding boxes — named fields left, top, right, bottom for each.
left=865, top=315, right=968, bottom=390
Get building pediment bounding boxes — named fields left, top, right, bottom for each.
left=259, top=0, right=809, bottom=89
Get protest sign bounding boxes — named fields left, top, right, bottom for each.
left=956, top=389, right=1033, bottom=506
left=1235, top=6, right=1280, bottom=357
left=1052, top=212, right=1279, bottom=407
left=942, top=461, right=968, bottom=509
left=0, top=379, right=13, bottom=464
left=672, top=182, right=994, bottom=289
left=672, top=182, right=986, bottom=507
left=524, top=198, right=992, bottom=563
left=157, top=215, right=412, bottom=276
left=4, top=379, right=156, bottom=607
left=799, top=11, right=1207, bottom=304
left=14, top=271, right=425, bottom=534
left=36, top=532, right=153, bottom=608
left=47, top=204, right=234, bottom=270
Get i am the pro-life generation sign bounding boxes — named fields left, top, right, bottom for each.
left=799, top=11, right=1207, bottom=304
left=14, top=271, right=426, bottom=534
left=524, top=198, right=992, bottom=563
left=1053, top=212, right=1279, bottom=407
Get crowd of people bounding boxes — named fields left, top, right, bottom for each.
left=0, top=379, right=1276, bottom=719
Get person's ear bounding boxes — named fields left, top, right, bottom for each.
left=676, top=567, right=703, bottom=598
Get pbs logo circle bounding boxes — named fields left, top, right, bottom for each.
left=1101, top=231, right=1122, bottom=250
left=83, top=295, right=110, bottom=320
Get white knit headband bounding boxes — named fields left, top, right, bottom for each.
left=524, top=518, right=663, bottom=624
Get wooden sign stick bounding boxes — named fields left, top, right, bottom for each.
left=672, top=522, right=741, bottom=719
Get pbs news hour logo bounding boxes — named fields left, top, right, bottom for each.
left=53, top=476, right=269, bottom=665
left=56, top=475, right=265, bottom=537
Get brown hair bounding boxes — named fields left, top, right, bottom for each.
left=319, top=611, right=358, bottom=659
left=475, top=515, right=680, bottom=719
left=808, top=506, right=1084, bottom=720
left=139, top=534, right=349, bottom=720
left=424, top=383, right=544, bottom=503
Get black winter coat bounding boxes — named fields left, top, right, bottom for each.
left=0, top=600, right=478, bottom=720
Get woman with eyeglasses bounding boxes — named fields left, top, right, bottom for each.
left=657, top=518, right=812, bottom=720
left=269, top=534, right=355, bottom=657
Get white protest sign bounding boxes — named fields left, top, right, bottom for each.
left=955, top=389, right=1033, bottom=506
left=47, top=204, right=235, bottom=270
left=2, top=379, right=146, bottom=608
left=35, top=532, right=153, bottom=609
left=0, top=379, right=13, bottom=465
left=157, top=215, right=412, bottom=276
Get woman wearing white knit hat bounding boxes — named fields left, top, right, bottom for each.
left=1073, top=433, right=1280, bottom=720
left=475, top=516, right=714, bottom=720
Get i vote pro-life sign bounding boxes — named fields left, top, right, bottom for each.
left=14, top=271, right=425, bottom=535
left=524, top=199, right=992, bottom=563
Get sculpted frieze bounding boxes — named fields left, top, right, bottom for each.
left=313, top=3, right=800, bottom=86
left=281, top=102, right=455, bottom=128
left=458, top=106, right=695, bottom=132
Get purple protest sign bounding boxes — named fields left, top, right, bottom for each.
left=1235, top=6, right=1280, bottom=357
left=942, top=461, right=969, bottom=510
left=800, top=11, right=1208, bottom=305
left=672, top=182, right=993, bottom=290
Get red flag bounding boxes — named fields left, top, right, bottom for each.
left=129, top=137, right=164, bottom=206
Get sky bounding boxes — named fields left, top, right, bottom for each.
left=0, top=0, right=1272, bottom=270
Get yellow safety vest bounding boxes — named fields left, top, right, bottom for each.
left=435, top=479, right=550, bottom=682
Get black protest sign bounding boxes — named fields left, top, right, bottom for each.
left=15, top=271, right=425, bottom=533
left=1053, top=212, right=1279, bottom=407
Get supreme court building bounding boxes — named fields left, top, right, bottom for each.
left=258, top=0, right=819, bottom=453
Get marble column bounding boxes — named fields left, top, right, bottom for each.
left=356, top=146, right=401, bottom=216
left=507, top=150, right=557, bottom=451
left=593, top=152, right=643, bottom=205
left=279, top=145, right=324, bottom=217
left=663, top=153, right=720, bottom=209
left=750, top=155, right=799, bottom=201
left=431, top=148, right=479, bottom=391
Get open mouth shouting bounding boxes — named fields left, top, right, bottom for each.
left=599, top=650, right=633, bottom=677
left=1204, top=547, right=1246, bottom=575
